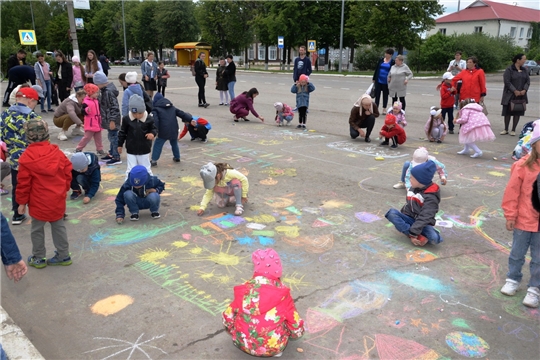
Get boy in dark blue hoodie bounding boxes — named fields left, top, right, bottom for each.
left=385, top=160, right=443, bottom=246
left=94, top=71, right=122, bottom=166
left=70, top=152, right=101, bottom=203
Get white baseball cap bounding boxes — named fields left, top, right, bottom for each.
left=442, top=72, right=454, bottom=80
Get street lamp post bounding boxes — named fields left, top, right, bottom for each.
left=122, top=0, right=128, bottom=62
left=338, top=0, right=345, bottom=73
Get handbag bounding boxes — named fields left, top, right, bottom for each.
left=510, top=96, right=526, bottom=112
left=480, top=101, right=488, bottom=116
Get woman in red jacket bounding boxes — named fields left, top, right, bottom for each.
left=451, top=56, right=486, bottom=104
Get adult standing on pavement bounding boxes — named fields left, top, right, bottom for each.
left=2, top=65, right=36, bottom=107
left=225, top=54, right=237, bottom=100
left=85, top=50, right=103, bottom=84
left=99, top=51, right=110, bottom=76
left=194, top=52, right=209, bottom=108
left=387, top=55, right=413, bottom=111
left=34, top=52, right=54, bottom=113
left=372, top=49, right=395, bottom=114
left=349, top=94, right=380, bottom=143
left=447, top=51, right=466, bottom=106
left=6, top=49, right=26, bottom=73
left=54, top=50, right=73, bottom=103
left=293, top=45, right=312, bottom=83
left=500, top=54, right=530, bottom=136
left=451, top=56, right=486, bottom=104
left=141, top=52, right=159, bottom=99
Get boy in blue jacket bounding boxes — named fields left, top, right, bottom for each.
left=70, top=152, right=101, bottom=203
left=94, top=71, right=122, bottom=166
left=115, top=165, right=165, bottom=223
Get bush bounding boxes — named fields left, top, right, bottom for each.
left=1, top=37, right=22, bottom=74
left=353, top=45, right=385, bottom=71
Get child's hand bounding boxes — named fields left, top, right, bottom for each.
left=83, top=196, right=91, bottom=204
left=17, top=205, right=26, bottom=215
left=197, top=209, right=204, bottom=216
left=146, top=133, right=155, bottom=140
left=116, top=217, right=124, bottom=224
left=117, top=147, right=123, bottom=154
left=241, top=197, right=248, bottom=205
left=440, top=177, right=447, bottom=185
left=506, top=220, right=515, bottom=231
left=109, top=121, right=115, bottom=130
left=145, top=188, right=156, bottom=195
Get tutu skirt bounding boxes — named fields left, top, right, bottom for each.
left=459, top=125, right=496, bottom=144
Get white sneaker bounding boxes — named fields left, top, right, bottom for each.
left=523, top=287, right=539, bottom=308
left=500, top=279, right=520, bottom=296
left=57, top=131, right=68, bottom=141
left=273, top=353, right=283, bottom=358
left=470, top=152, right=483, bottom=158
left=234, top=205, right=244, bottom=216
left=457, top=148, right=469, bottom=155
left=71, top=126, right=84, bottom=136
left=393, top=181, right=405, bottom=189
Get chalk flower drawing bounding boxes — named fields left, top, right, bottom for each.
left=83, top=333, right=166, bottom=360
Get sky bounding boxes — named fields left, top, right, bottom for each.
left=439, top=0, right=540, bottom=16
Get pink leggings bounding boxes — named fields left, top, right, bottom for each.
left=77, top=130, right=103, bottom=151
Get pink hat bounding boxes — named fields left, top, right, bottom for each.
left=252, top=248, right=282, bottom=280
left=83, top=83, right=99, bottom=96
left=299, top=74, right=309, bottom=82
left=72, top=55, right=80, bottom=63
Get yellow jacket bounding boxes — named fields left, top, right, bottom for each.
left=200, top=169, right=249, bottom=210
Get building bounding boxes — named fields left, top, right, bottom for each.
left=428, top=0, right=540, bottom=50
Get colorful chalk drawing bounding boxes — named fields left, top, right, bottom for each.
left=445, top=331, right=490, bottom=358
left=501, top=321, right=539, bottom=342
left=406, top=249, right=438, bottom=263
left=91, top=295, right=134, bottom=317
left=89, top=221, right=189, bottom=246
left=375, top=334, right=442, bottom=360
left=387, top=270, right=451, bottom=293
left=355, top=212, right=382, bottom=223
left=83, top=333, right=167, bottom=359
left=327, top=140, right=410, bottom=159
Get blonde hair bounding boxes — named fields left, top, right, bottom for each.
left=214, top=163, right=233, bottom=179
left=396, top=55, right=404, bottom=61
left=76, top=89, right=87, bottom=98
left=523, top=143, right=540, bottom=170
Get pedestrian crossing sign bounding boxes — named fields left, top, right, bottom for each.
left=307, top=40, right=316, bottom=52
left=18, top=30, right=37, bottom=45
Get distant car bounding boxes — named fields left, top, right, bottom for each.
left=128, top=57, right=142, bottom=66
left=162, top=58, right=171, bottom=65
left=524, top=60, right=540, bottom=75
left=114, top=59, right=126, bottom=65
left=32, top=50, right=54, bottom=57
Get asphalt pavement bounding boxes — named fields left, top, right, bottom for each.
left=1, top=66, right=539, bottom=359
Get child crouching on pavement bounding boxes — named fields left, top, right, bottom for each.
left=178, top=116, right=211, bottom=143
left=70, top=152, right=101, bottom=203
left=222, top=248, right=305, bottom=357
left=16, top=119, right=73, bottom=268
left=198, top=162, right=248, bottom=216
left=274, top=102, right=294, bottom=126
left=393, top=147, right=447, bottom=189
left=379, top=113, right=406, bottom=148
left=115, top=165, right=165, bottom=223
left=385, top=160, right=443, bottom=246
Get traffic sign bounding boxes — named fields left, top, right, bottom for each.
left=278, top=36, right=284, bottom=49
left=18, top=30, right=37, bottom=45
left=307, top=40, right=316, bottom=52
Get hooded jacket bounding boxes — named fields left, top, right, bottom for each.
left=122, top=83, right=152, bottom=116
left=349, top=94, right=380, bottom=131
left=151, top=93, right=192, bottom=140
left=380, top=123, right=406, bottom=144
left=71, top=152, right=101, bottom=199
left=401, top=183, right=440, bottom=236
left=0, top=104, right=40, bottom=170
left=82, top=96, right=102, bottom=132
left=454, top=103, right=491, bottom=135
left=54, top=94, right=83, bottom=126
left=118, top=111, right=157, bottom=155
left=99, top=82, right=121, bottom=129
left=16, top=141, right=72, bottom=221
left=451, top=67, right=486, bottom=103
left=115, top=175, right=165, bottom=218
left=178, top=116, right=210, bottom=140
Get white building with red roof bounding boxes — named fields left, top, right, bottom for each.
left=428, top=0, right=540, bottom=49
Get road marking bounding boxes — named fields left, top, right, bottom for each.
left=278, top=83, right=286, bottom=85
left=421, top=94, right=434, bottom=96
left=341, top=88, right=350, bottom=90
left=324, top=86, right=332, bottom=89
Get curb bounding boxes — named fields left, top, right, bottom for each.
left=0, top=306, right=45, bottom=360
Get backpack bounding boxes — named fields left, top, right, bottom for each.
left=191, top=59, right=200, bottom=77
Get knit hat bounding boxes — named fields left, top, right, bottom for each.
left=31, top=85, right=45, bottom=99
left=71, top=152, right=90, bottom=172
left=200, top=162, right=217, bottom=190
left=529, top=120, right=540, bottom=146
left=128, top=165, right=148, bottom=186
left=72, top=55, right=80, bottom=63
left=24, top=119, right=49, bottom=143
left=129, top=94, right=145, bottom=114
left=410, top=160, right=437, bottom=186
left=385, top=114, right=397, bottom=126
left=274, top=102, right=283, bottom=111
left=392, top=101, right=402, bottom=110
left=84, top=83, right=99, bottom=97
left=252, top=248, right=282, bottom=280
left=93, top=71, right=108, bottom=85
left=125, top=71, right=138, bottom=84
left=411, top=147, right=429, bottom=167
left=299, top=74, right=309, bottom=82
left=15, top=87, right=39, bottom=100
left=442, top=72, right=454, bottom=80
left=153, top=92, right=164, bottom=106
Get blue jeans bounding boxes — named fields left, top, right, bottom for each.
left=400, top=161, right=411, bottom=183
left=151, top=137, right=180, bottom=161
left=278, top=114, right=293, bottom=124
left=507, top=229, right=540, bottom=287
left=124, top=191, right=160, bottom=215
left=71, top=173, right=90, bottom=192
left=385, top=208, right=443, bottom=244
left=108, top=129, right=120, bottom=159
left=40, top=79, right=52, bottom=111
left=228, top=81, right=236, bottom=100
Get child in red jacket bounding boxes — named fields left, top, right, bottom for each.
left=222, top=248, right=304, bottom=357
left=379, top=113, right=406, bottom=148
left=16, top=119, right=73, bottom=269
left=440, top=72, right=456, bottom=134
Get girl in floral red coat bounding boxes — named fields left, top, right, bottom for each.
left=222, top=248, right=304, bottom=357
left=379, top=113, right=406, bottom=149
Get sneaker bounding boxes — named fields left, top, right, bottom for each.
left=101, top=154, right=113, bottom=160
left=365, top=137, right=371, bottom=143
left=273, top=353, right=283, bottom=358
left=191, top=138, right=198, bottom=141
left=173, top=157, right=180, bottom=163
left=234, top=205, right=244, bottom=216
left=41, top=109, right=47, bottom=113
left=203, top=103, right=210, bottom=108
left=57, top=130, right=68, bottom=141
left=106, top=158, right=122, bottom=166
left=2, top=102, right=10, bottom=107
left=202, top=139, right=208, bottom=143
left=302, top=125, right=306, bottom=129
left=48, top=108, right=54, bottom=112
left=501, top=279, right=520, bottom=296
left=410, top=234, right=428, bottom=246
left=243, top=118, right=250, bottom=121
left=28, top=255, right=47, bottom=269
left=0, top=188, right=9, bottom=196
left=382, top=110, right=387, bottom=115
left=390, top=144, right=398, bottom=149
left=436, top=140, right=442, bottom=143
left=70, top=190, right=82, bottom=200
left=510, top=131, right=516, bottom=136
left=130, top=214, right=139, bottom=221
left=393, top=181, right=406, bottom=189
left=449, top=130, right=454, bottom=134
left=71, top=126, right=85, bottom=136
left=523, top=287, right=540, bottom=308
left=296, top=124, right=302, bottom=129
left=470, top=152, right=483, bottom=158
left=224, top=103, right=228, bottom=106
left=219, top=103, right=224, bottom=106
left=11, top=213, right=27, bottom=225
left=500, top=130, right=508, bottom=135
left=151, top=160, right=158, bottom=167
left=380, top=141, right=389, bottom=146
left=151, top=212, right=160, bottom=219
left=457, top=149, right=469, bottom=155
left=46, top=251, right=72, bottom=266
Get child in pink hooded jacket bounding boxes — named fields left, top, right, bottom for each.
left=76, top=84, right=104, bottom=154
left=454, top=98, right=495, bottom=158
left=222, top=248, right=304, bottom=357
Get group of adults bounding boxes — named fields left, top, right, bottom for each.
left=193, top=53, right=237, bottom=108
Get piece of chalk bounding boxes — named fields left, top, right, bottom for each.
left=297, top=348, right=304, bottom=353
left=395, top=320, right=400, bottom=325
left=440, top=309, right=444, bottom=312
left=375, top=156, right=385, bottom=161
left=493, top=157, right=497, bottom=160
left=451, top=277, right=454, bottom=281
left=501, top=157, right=508, bottom=160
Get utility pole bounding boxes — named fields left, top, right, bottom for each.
left=66, top=0, right=80, bottom=58
left=122, top=0, right=128, bottom=61
left=338, top=0, right=344, bottom=73
left=29, top=1, right=38, bottom=52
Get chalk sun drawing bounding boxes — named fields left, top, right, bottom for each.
left=446, top=331, right=489, bottom=358
left=282, top=271, right=312, bottom=290
left=387, top=270, right=451, bottom=293
left=138, top=248, right=171, bottom=265
left=83, top=333, right=167, bottom=360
